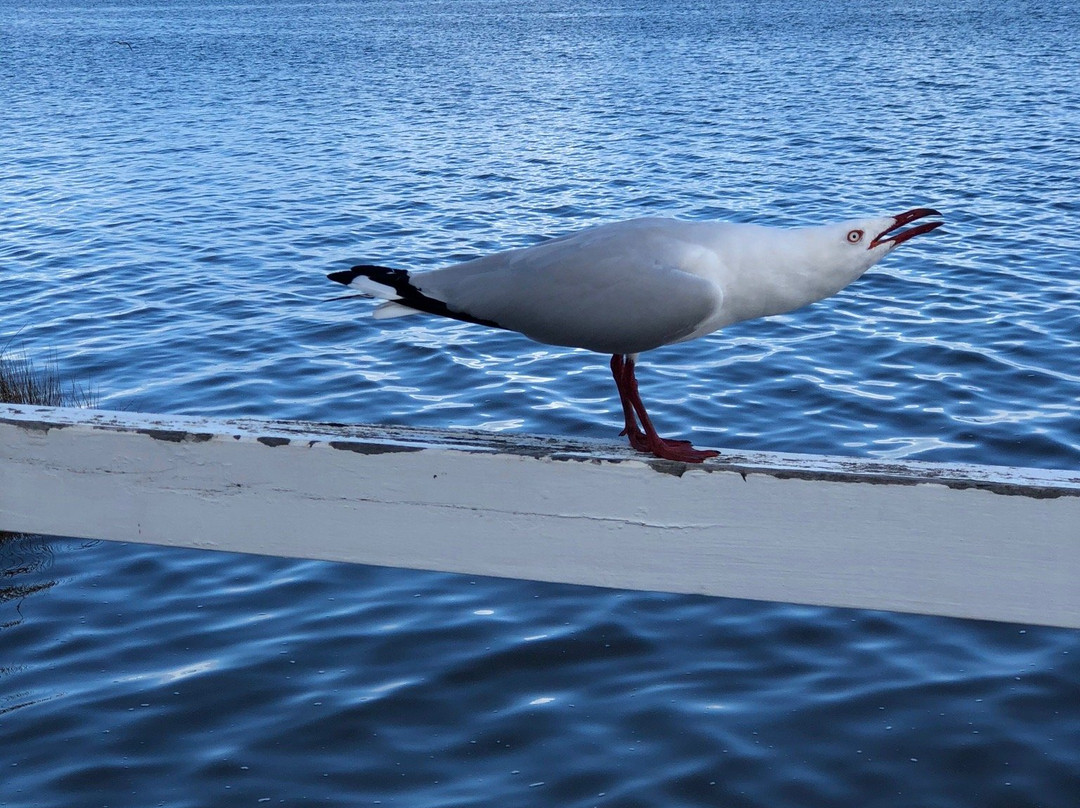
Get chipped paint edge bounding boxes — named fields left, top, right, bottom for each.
left=3, top=404, right=1078, bottom=497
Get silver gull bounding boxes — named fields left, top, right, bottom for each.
left=329, top=208, right=943, bottom=462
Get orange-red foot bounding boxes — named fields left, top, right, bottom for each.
left=624, top=426, right=719, bottom=463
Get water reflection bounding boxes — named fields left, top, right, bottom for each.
left=0, top=532, right=58, bottom=626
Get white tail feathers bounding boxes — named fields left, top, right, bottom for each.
left=373, top=301, right=421, bottom=319
left=345, top=276, right=420, bottom=318
left=346, top=276, right=398, bottom=300
left=329, top=264, right=496, bottom=329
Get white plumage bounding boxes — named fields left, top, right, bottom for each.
left=330, top=208, right=942, bottom=462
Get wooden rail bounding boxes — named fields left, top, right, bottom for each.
left=2, top=404, right=1078, bottom=628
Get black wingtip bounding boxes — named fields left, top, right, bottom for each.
left=325, top=263, right=505, bottom=331
left=327, top=269, right=358, bottom=286
left=327, top=265, right=410, bottom=288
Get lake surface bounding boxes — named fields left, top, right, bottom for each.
left=2, top=0, right=1079, bottom=805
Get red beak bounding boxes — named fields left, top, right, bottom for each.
left=870, top=208, right=944, bottom=249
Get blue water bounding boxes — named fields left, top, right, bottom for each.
left=2, top=0, right=1079, bottom=805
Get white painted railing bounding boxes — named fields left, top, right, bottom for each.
left=2, top=404, right=1078, bottom=628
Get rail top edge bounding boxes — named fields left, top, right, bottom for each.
left=3, top=403, right=1078, bottom=498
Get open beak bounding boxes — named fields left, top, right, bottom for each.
left=870, top=208, right=943, bottom=249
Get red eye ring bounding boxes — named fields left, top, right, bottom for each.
left=847, top=229, right=863, bottom=244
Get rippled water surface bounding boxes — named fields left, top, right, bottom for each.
left=3, top=0, right=1079, bottom=805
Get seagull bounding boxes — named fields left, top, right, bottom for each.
left=329, top=208, right=943, bottom=462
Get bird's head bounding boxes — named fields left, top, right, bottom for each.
left=821, top=207, right=944, bottom=274
left=785, top=207, right=943, bottom=291
left=746, top=208, right=944, bottom=318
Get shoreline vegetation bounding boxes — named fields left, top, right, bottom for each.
left=0, top=346, right=96, bottom=408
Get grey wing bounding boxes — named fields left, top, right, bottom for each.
left=412, top=231, right=724, bottom=355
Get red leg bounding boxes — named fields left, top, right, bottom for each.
left=610, top=354, right=644, bottom=441
left=611, top=355, right=692, bottom=450
left=609, top=354, right=718, bottom=463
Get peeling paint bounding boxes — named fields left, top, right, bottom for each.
left=137, top=429, right=214, bottom=444
left=644, top=459, right=690, bottom=478
left=4, top=405, right=1079, bottom=499
left=328, top=440, right=423, bottom=455
left=140, top=429, right=184, bottom=443
left=13, top=419, right=68, bottom=435
left=759, top=468, right=1073, bottom=499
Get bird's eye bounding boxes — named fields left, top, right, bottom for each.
left=846, top=229, right=863, bottom=244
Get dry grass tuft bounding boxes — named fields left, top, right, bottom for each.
left=0, top=346, right=97, bottom=408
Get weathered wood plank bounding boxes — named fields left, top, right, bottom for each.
left=2, top=404, right=1078, bottom=627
